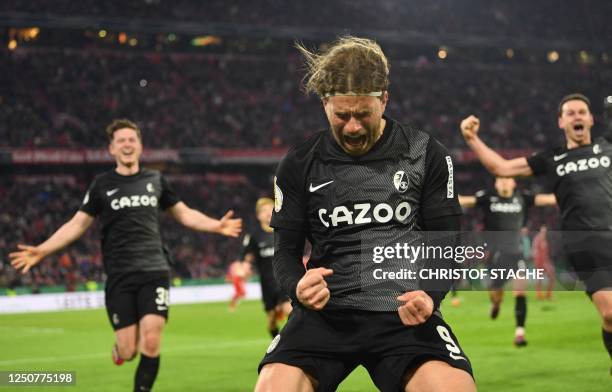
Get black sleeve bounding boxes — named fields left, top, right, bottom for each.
left=474, top=189, right=488, bottom=207
left=240, top=233, right=257, bottom=259
left=522, top=191, right=536, bottom=208
left=79, top=178, right=101, bottom=217
left=420, top=214, right=461, bottom=310
left=273, top=227, right=307, bottom=303
left=526, top=151, right=548, bottom=177
left=270, top=150, right=307, bottom=230
left=420, top=138, right=462, bottom=219
left=160, top=175, right=181, bottom=210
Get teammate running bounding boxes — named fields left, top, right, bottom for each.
left=10, top=119, right=242, bottom=392
left=461, top=93, right=612, bottom=371
left=240, top=197, right=291, bottom=336
left=255, top=36, right=476, bottom=392
left=459, top=177, right=556, bottom=346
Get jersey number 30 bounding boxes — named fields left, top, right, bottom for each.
left=155, top=287, right=170, bottom=307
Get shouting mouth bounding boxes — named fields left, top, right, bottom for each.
left=344, top=134, right=366, bottom=148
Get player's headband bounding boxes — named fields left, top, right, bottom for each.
left=322, top=91, right=383, bottom=98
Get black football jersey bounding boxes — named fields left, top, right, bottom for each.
left=241, top=225, right=275, bottom=286
left=79, top=169, right=180, bottom=276
left=475, top=189, right=534, bottom=231
left=271, top=117, right=461, bottom=311
left=475, top=189, right=534, bottom=252
left=527, top=136, right=612, bottom=230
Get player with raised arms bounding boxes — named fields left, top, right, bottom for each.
left=459, top=177, right=556, bottom=346
left=10, top=119, right=242, bottom=392
left=461, top=93, right=612, bottom=371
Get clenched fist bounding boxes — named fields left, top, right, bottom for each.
left=460, top=115, right=480, bottom=141
left=397, top=290, right=434, bottom=326
left=296, top=267, right=333, bottom=311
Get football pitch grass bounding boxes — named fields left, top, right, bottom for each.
left=0, top=291, right=609, bottom=391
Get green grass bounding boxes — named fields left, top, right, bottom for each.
left=0, top=291, right=609, bottom=391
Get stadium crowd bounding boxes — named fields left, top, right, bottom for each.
left=3, top=0, right=611, bottom=42
left=1, top=47, right=608, bottom=151
left=2, top=1, right=607, bottom=292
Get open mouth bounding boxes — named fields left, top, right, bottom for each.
left=573, top=124, right=584, bottom=132
left=344, top=134, right=366, bottom=148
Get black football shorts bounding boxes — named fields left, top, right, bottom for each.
left=258, top=305, right=473, bottom=392
left=563, top=231, right=612, bottom=296
left=105, top=270, right=170, bottom=330
left=260, top=277, right=289, bottom=311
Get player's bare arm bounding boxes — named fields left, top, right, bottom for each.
left=461, top=115, right=533, bottom=178
left=534, top=194, right=557, bottom=207
left=458, top=195, right=477, bottom=208
left=168, top=202, right=242, bottom=237
left=296, top=267, right=333, bottom=311
left=9, top=211, right=95, bottom=274
left=397, top=290, right=434, bottom=326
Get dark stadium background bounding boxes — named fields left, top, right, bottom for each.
left=1, top=1, right=611, bottom=390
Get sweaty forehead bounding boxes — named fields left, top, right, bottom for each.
left=328, top=95, right=379, bottom=112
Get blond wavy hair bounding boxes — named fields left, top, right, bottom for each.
left=255, top=197, right=274, bottom=215
left=296, top=36, right=389, bottom=99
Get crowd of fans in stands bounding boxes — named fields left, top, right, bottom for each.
left=3, top=0, right=611, bottom=42
left=1, top=47, right=609, bottom=152
left=1, top=0, right=607, bottom=291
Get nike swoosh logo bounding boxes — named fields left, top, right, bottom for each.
left=106, top=188, right=119, bottom=196
left=309, top=180, right=334, bottom=192
left=553, top=153, right=568, bottom=161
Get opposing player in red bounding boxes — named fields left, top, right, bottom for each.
left=532, top=224, right=555, bottom=300
left=227, top=258, right=252, bottom=311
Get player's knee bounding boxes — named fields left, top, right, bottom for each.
left=255, top=363, right=316, bottom=392
left=141, top=331, right=161, bottom=355
left=255, top=365, right=278, bottom=392
left=600, top=307, right=612, bottom=327
left=118, top=342, right=138, bottom=361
